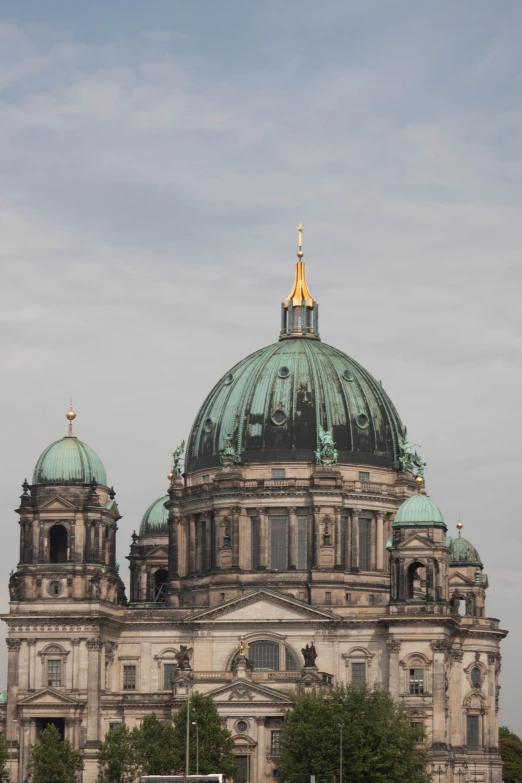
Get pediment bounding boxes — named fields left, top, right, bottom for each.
left=449, top=571, right=475, bottom=587
left=397, top=533, right=437, bottom=550
left=37, top=496, right=76, bottom=512
left=146, top=545, right=168, bottom=559
left=18, top=688, right=81, bottom=706
left=187, top=589, right=341, bottom=623
left=207, top=680, right=292, bottom=704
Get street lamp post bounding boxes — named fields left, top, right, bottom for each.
left=191, top=722, right=199, bottom=775
left=453, top=763, right=468, bottom=782
left=339, top=724, right=344, bottom=783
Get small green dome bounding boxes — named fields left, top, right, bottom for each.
left=393, top=493, right=446, bottom=528
left=139, top=496, right=169, bottom=536
left=450, top=535, right=482, bottom=567
left=33, top=436, right=107, bottom=486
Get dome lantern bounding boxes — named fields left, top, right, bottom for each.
left=280, top=223, right=320, bottom=340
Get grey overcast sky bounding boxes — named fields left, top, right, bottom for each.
left=1, top=0, right=521, bottom=731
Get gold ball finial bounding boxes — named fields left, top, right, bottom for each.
left=66, top=407, right=76, bottom=421
left=456, top=520, right=463, bottom=530
left=415, top=475, right=424, bottom=485
left=167, top=471, right=173, bottom=481
left=296, top=249, right=304, bottom=258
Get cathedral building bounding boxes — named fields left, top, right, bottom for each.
left=1, top=234, right=506, bottom=783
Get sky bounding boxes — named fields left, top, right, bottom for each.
left=0, top=0, right=521, bottom=732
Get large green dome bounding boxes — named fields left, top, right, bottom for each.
left=186, top=337, right=404, bottom=472
left=393, top=493, right=446, bottom=528
left=33, top=436, right=107, bottom=486
left=139, top=496, right=169, bottom=536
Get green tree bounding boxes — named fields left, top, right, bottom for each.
left=30, top=724, right=83, bottom=783
left=172, top=693, right=236, bottom=778
left=278, top=685, right=430, bottom=783
left=131, top=713, right=178, bottom=775
left=500, top=727, right=522, bottom=782
left=0, top=734, right=9, bottom=783
left=97, top=723, right=138, bottom=783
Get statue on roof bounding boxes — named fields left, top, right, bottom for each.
left=315, top=426, right=338, bottom=466
left=220, top=433, right=240, bottom=467
left=172, top=440, right=185, bottom=477
left=398, top=428, right=425, bottom=476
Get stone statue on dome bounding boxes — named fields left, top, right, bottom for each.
left=315, top=426, right=338, bottom=465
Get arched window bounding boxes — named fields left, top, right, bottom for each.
left=406, top=561, right=426, bottom=599
left=49, top=525, right=67, bottom=563
left=154, top=569, right=168, bottom=601
left=471, top=666, right=481, bottom=688
left=237, top=640, right=299, bottom=672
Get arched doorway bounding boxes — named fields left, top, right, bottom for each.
left=49, top=525, right=68, bottom=563
left=154, top=569, right=168, bottom=601
left=406, top=561, right=426, bottom=599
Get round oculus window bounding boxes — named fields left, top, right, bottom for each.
left=48, top=581, right=63, bottom=597
left=354, top=413, right=369, bottom=429
left=342, top=369, right=354, bottom=381
left=237, top=720, right=248, bottom=733
left=278, top=366, right=290, bottom=379
left=271, top=410, right=287, bottom=426
left=223, top=373, right=234, bottom=385
left=203, top=418, right=214, bottom=433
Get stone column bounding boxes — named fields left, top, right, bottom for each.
left=6, top=639, right=21, bottom=742
left=258, top=508, right=268, bottom=569
left=288, top=507, right=297, bottom=569
left=231, top=506, right=240, bottom=570
left=312, top=507, right=321, bottom=568
left=351, top=508, right=360, bottom=570
left=33, top=517, right=40, bottom=563
left=343, top=510, right=351, bottom=570
left=71, top=638, right=80, bottom=691
left=256, top=717, right=266, bottom=783
left=188, top=515, right=197, bottom=574
left=386, top=639, right=401, bottom=700
left=20, top=718, right=33, bottom=781
left=27, top=639, right=36, bottom=691
left=370, top=513, right=377, bottom=571
left=449, top=650, right=463, bottom=748
left=334, top=506, right=343, bottom=568
left=205, top=516, right=212, bottom=571
left=431, top=640, right=449, bottom=748
left=169, top=515, right=180, bottom=579
left=376, top=511, right=384, bottom=571
left=487, top=653, right=499, bottom=748
left=86, top=638, right=103, bottom=745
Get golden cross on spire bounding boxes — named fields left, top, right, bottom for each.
left=297, top=222, right=304, bottom=258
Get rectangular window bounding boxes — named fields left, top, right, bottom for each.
left=297, top=515, right=308, bottom=569
left=271, top=468, right=286, bottom=479
left=351, top=662, right=366, bottom=686
left=123, top=665, right=136, bottom=691
left=163, top=663, right=176, bottom=690
left=203, top=474, right=210, bottom=484
left=359, top=518, right=371, bottom=571
left=271, top=730, right=282, bottom=757
left=369, top=594, right=375, bottom=604
left=47, top=659, right=62, bottom=687
left=467, top=715, right=479, bottom=750
left=109, top=722, right=122, bottom=732
left=346, top=592, right=351, bottom=602
left=409, top=668, right=424, bottom=695
left=268, top=516, right=288, bottom=570
left=359, top=471, right=370, bottom=482
left=251, top=516, right=260, bottom=569
left=325, top=592, right=332, bottom=604
left=298, top=591, right=306, bottom=601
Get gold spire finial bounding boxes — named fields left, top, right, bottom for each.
left=456, top=519, right=463, bottom=536
left=235, top=637, right=250, bottom=656
left=297, top=222, right=304, bottom=258
left=66, top=401, right=76, bottom=436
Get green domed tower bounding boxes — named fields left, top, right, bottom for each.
left=13, top=407, right=124, bottom=608
left=167, top=231, right=421, bottom=609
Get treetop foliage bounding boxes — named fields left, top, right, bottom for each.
left=278, top=684, right=430, bottom=783
left=500, top=726, right=522, bottom=783
left=29, top=724, right=83, bottom=783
